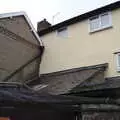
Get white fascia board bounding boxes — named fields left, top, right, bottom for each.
left=0, top=11, right=43, bottom=46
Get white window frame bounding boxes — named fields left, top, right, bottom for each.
left=56, top=26, right=68, bottom=38
left=88, top=12, right=112, bottom=33
left=116, top=53, right=120, bottom=72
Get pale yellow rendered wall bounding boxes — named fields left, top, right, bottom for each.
left=40, top=8, right=120, bottom=77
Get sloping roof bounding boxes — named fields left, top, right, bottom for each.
left=0, top=11, right=43, bottom=46
left=67, top=76, right=120, bottom=98
left=29, top=63, right=108, bottom=95
left=70, top=76, right=120, bottom=93
left=38, top=1, right=120, bottom=36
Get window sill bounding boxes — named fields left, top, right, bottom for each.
left=113, top=51, right=120, bottom=54
left=89, top=25, right=113, bottom=34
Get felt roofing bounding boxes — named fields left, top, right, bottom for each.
left=68, top=76, right=120, bottom=98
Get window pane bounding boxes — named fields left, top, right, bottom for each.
left=101, top=13, right=110, bottom=27
left=57, top=27, right=68, bottom=37
left=90, top=16, right=99, bottom=31
left=118, top=54, right=120, bottom=67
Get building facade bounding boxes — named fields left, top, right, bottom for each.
left=35, top=1, right=120, bottom=95
left=38, top=1, right=120, bottom=78
left=0, top=12, right=43, bottom=83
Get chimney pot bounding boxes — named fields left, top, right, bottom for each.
left=37, top=19, right=51, bottom=33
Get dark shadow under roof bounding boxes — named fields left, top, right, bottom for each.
left=0, top=82, right=119, bottom=109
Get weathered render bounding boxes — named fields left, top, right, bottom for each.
left=0, top=12, right=43, bottom=83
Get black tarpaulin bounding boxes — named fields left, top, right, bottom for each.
left=0, top=83, right=120, bottom=110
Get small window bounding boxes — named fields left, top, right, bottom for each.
left=57, top=27, right=68, bottom=37
left=116, top=53, right=120, bottom=71
left=89, top=12, right=112, bottom=32
left=101, top=12, right=111, bottom=27
left=89, top=15, right=99, bottom=31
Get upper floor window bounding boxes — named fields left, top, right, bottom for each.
left=116, top=53, right=120, bottom=72
left=89, top=12, right=112, bottom=33
left=57, top=27, right=68, bottom=37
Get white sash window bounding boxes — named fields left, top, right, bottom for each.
left=89, top=12, right=112, bottom=32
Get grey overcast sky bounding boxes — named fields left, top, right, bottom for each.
left=0, top=0, right=119, bottom=28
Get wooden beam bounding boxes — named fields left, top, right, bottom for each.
left=3, top=54, right=40, bottom=82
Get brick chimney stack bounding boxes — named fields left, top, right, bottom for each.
left=37, top=19, right=51, bottom=33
